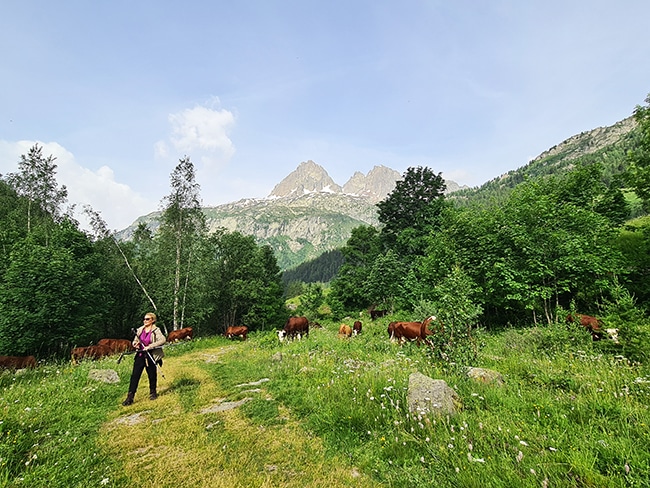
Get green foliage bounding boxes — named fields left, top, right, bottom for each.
left=627, top=93, right=650, bottom=211
left=377, top=166, right=447, bottom=251
left=414, top=266, right=483, bottom=366
left=600, top=280, right=650, bottom=363
left=0, top=222, right=107, bottom=356
left=616, top=217, right=650, bottom=305
left=328, top=225, right=382, bottom=313
left=295, top=283, right=325, bottom=319
left=200, top=232, right=286, bottom=333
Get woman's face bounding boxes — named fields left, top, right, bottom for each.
left=144, top=315, right=154, bottom=326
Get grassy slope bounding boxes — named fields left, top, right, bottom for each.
left=1, top=319, right=650, bottom=487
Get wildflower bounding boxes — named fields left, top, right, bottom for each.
left=420, top=457, right=425, bottom=463
left=625, top=464, right=631, bottom=474
left=425, top=437, right=430, bottom=442
left=516, top=451, right=523, bottom=463
left=548, top=447, right=557, bottom=452
left=530, top=468, right=536, bottom=474
left=455, top=467, right=460, bottom=473
left=468, top=442, right=473, bottom=451
left=519, top=440, right=528, bottom=447
left=101, top=478, right=110, bottom=485
left=467, top=453, right=485, bottom=463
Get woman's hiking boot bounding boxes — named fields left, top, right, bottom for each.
left=149, top=389, right=158, bottom=400
left=122, top=392, right=135, bottom=406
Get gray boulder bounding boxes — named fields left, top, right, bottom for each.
left=88, top=369, right=120, bottom=384
left=407, top=372, right=461, bottom=417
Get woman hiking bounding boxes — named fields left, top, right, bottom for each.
left=122, top=312, right=166, bottom=406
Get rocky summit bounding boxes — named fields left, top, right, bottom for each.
left=204, top=162, right=410, bottom=270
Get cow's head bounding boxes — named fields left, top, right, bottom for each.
left=277, top=330, right=287, bottom=342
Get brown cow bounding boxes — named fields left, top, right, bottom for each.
left=278, top=316, right=309, bottom=342
left=167, top=327, right=193, bottom=343
left=0, top=355, right=37, bottom=370
left=97, top=338, right=135, bottom=354
left=338, top=324, right=352, bottom=338
left=226, top=326, right=248, bottom=341
left=566, top=313, right=604, bottom=340
left=71, top=344, right=113, bottom=364
left=353, top=320, right=362, bottom=336
left=389, top=316, right=436, bottom=346
left=369, top=309, right=388, bottom=320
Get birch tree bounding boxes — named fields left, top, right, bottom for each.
left=159, top=157, right=205, bottom=330
left=4, top=144, right=68, bottom=235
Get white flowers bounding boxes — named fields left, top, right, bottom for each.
left=467, top=452, right=485, bottom=463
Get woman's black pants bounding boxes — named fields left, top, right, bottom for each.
left=128, top=351, right=157, bottom=394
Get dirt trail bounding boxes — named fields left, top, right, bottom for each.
left=100, top=346, right=381, bottom=488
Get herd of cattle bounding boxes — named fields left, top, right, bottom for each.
left=0, top=312, right=618, bottom=371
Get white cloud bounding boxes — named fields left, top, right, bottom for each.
left=167, top=101, right=236, bottom=166
left=0, top=140, right=155, bottom=232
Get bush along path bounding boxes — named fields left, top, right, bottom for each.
left=100, top=343, right=380, bottom=488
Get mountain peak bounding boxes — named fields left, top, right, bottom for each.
left=269, top=160, right=342, bottom=198
left=343, top=165, right=402, bottom=203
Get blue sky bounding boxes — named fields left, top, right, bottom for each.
left=1, top=1, right=649, bottom=231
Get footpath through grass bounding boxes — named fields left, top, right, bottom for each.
left=101, top=342, right=379, bottom=488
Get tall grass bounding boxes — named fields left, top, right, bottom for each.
left=1, top=320, right=649, bottom=487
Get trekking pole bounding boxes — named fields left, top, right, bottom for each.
left=117, top=327, right=139, bottom=364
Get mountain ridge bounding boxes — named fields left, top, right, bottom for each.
left=120, top=115, right=637, bottom=271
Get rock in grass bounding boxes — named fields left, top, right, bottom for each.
left=89, top=369, right=120, bottom=384
left=407, top=372, right=462, bottom=417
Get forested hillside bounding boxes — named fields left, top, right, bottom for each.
left=451, top=116, right=639, bottom=209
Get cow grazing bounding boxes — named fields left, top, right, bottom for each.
left=369, top=308, right=388, bottom=320
left=0, top=355, right=37, bottom=370
left=71, top=344, right=113, bottom=364
left=338, top=324, right=352, bottom=338
left=389, top=316, right=436, bottom=346
left=226, top=326, right=248, bottom=341
left=167, top=327, right=193, bottom=343
left=278, top=316, right=309, bottom=342
left=97, top=338, right=135, bottom=354
left=566, top=313, right=604, bottom=340
left=353, top=320, right=362, bottom=336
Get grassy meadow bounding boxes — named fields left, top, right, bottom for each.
left=1, top=317, right=650, bottom=487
